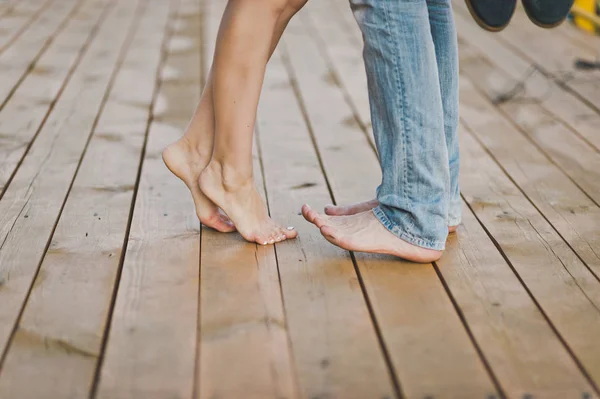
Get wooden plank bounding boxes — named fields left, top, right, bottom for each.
left=457, top=36, right=600, bottom=391
left=0, top=0, right=83, bottom=107
left=554, top=18, right=600, bottom=55
left=0, top=0, right=55, bottom=54
left=439, top=179, right=597, bottom=398
left=257, top=51, right=397, bottom=399
left=0, top=1, right=170, bottom=398
left=281, top=9, right=497, bottom=398
left=0, top=0, right=111, bottom=193
left=93, top=1, right=204, bottom=397
left=458, top=40, right=600, bottom=216
left=307, top=3, right=600, bottom=396
left=458, top=69, right=600, bottom=275
left=327, top=0, right=363, bottom=48
left=449, top=15, right=600, bottom=282
left=459, top=119, right=600, bottom=393
left=453, top=2, right=600, bottom=116
left=451, top=9, right=600, bottom=154
left=0, top=0, right=20, bottom=17
left=298, top=3, right=375, bottom=149
left=0, top=0, right=20, bottom=18
left=196, top=1, right=297, bottom=397
left=501, top=9, right=600, bottom=112
left=0, top=0, right=141, bottom=370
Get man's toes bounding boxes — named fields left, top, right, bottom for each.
left=312, top=213, right=331, bottom=229
left=302, top=205, right=329, bottom=227
left=324, top=204, right=342, bottom=216
left=301, top=204, right=317, bottom=223
left=320, top=225, right=337, bottom=240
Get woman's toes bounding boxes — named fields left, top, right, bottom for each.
left=255, top=234, right=269, bottom=245
left=283, top=226, right=297, bottom=239
left=274, top=228, right=286, bottom=242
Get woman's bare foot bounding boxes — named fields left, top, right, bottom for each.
left=199, top=161, right=298, bottom=245
left=302, top=205, right=442, bottom=263
left=162, top=138, right=236, bottom=233
left=325, top=200, right=458, bottom=233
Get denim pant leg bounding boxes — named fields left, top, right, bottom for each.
left=351, top=0, right=450, bottom=250
left=427, top=0, right=461, bottom=227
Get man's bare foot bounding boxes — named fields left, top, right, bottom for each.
left=302, top=205, right=442, bottom=263
left=324, top=200, right=458, bottom=233
left=324, top=199, right=379, bottom=216
left=162, top=137, right=236, bottom=233
left=199, top=161, right=298, bottom=245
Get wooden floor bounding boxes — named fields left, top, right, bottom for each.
left=1, top=0, right=600, bottom=397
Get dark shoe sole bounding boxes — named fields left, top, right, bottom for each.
left=522, top=4, right=569, bottom=28
left=465, top=0, right=516, bottom=32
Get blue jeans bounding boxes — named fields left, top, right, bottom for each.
left=350, top=0, right=460, bottom=250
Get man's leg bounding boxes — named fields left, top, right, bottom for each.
left=303, top=0, right=450, bottom=261
left=323, top=0, right=459, bottom=233
left=427, top=0, right=461, bottom=231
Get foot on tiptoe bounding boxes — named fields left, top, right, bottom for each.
left=465, top=0, right=517, bottom=32
left=199, top=161, right=298, bottom=245
left=324, top=200, right=458, bottom=233
left=522, top=0, right=574, bottom=28
left=162, top=138, right=236, bottom=232
left=302, top=205, right=442, bottom=263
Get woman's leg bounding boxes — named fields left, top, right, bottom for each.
left=163, top=0, right=305, bottom=235
left=196, top=0, right=300, bottom=245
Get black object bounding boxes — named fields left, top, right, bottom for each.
left=465, top=0, right=518, bottom=31
left=574, top=58, right=600, bottom=70
left=522, top=0, right=575, bottom=28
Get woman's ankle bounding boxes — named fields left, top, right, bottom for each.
left=179, top=135, right=212, bottom=160
left=202, top=159, right=254, bottom=193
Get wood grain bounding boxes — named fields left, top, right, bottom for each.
left=0, top=0, right=141, bottom=376
left=0, top=0, right=82, bottom=108
left=0, top=0, right=55, bottom=54
left=257, top=47, right=396, bottom=398
left=458, top=124, right=600, bottom=396
left=457, top=33, right=600, bottom=207
left=0, top=0, right=110, bottom=193
left=0, top=0, right=170, bottom=397
left=95, top=1, right=204, bottom=397
left=197, top=1, right=297, bottom=397
left=452, top=9, right=600, bottom=153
